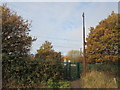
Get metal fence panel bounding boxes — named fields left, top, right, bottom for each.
left=63, top=62, right=81, bottom=80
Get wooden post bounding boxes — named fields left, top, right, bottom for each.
left=82, top=12, right=86, bottom=76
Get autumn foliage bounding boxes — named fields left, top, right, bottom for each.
left=2, top=5, right=66, bottom=88
left=35, top=41, right=64, bottom=81
left=86, top=11, right=119, bottom=64
left=65, top=50, right=83, bottom=62
left=1, top=5, right=36, bottom=87
left=2, top=5, right=35, bottom=57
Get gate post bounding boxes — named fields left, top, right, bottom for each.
left=68, top=62, right=71, bottom=80
left=77, top=62, right=80, bottom=78
left=66, top=62, right=69, bottom=80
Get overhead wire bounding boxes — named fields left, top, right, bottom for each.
left=35, top=35, right=81, bottom=42
left=9, top=4, right=82, bottom=42
left=34, top=40, right=82, bottom=49
left=8, top=4, right=82, bottom=50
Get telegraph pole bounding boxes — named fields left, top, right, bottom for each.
left=82, top=12, right=86, bottom=76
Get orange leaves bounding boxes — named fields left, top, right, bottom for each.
left=86, top=12, right=119, bottom=63
left=2, top=5, right=36, bottom=57
left=63, top=56, right=69, bottom=60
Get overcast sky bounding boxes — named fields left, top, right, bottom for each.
left=1, top=2, right=118, bottom=55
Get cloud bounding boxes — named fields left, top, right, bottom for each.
left=5, top=2, right=118, bottom=55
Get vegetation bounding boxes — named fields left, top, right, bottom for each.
left=1, top=4, right=119, bottom=89
left=2, top=5, right=36, bottom=87
left=86, top=11, right=119, bottom=64
left=2, top=5, right=36, bottom=57
left=86, top=63, right=118, bottom=75
left=80, top=71, right=118, bottom=88
left=81, top=11, right=119, bottom=88
left=65, top=49, right=83, bottom=62
left=1, top=5, right=66, bottom=88
left=42, top=79, right=71, bottom=88
left=35, top=41, right=65, bottom=82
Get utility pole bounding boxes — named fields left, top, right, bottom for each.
left=82, top=12, right=86, bottom=76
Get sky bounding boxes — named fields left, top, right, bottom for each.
left=0, top=2, right=118, bottom=55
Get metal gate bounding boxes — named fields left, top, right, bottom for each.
left=64, top=62, right=81, bottom=80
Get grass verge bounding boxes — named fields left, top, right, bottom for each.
left=80, top=70, right=118, bottom=88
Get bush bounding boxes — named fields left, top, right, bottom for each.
left=86, top=64, right=118, bottom=76
left=42, top=79, right=71, bottom=88
left=35, top=41, right=65, bottom=82
left=78, top=63, right=118, bottom=74
left=3, top=57, right=65, bottom=88
left=2, top=54, right=27, bottom=87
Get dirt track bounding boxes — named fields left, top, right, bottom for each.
left=71, top=79, right=81, bottom=88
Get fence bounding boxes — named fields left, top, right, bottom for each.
left=63, top=62, right=81, bottom=80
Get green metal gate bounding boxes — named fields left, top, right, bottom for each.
left=64, top=62, right=81, bottom=80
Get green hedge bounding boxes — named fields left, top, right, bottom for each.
left=42, top=79, right=71, bottom=88
left=79, top=63, right=118, bottom=76
left=3, top=54, right=65, bottom=87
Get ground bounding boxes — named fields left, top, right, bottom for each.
left=71, top=79, right=81, bottom=88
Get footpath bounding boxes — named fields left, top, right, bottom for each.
left=71, top=79, right=81, bottom=88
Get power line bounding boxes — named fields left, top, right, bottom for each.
left=32, top=40, right=82, bottom=49
left=9, top=4, right=83, bottom=50
left=35, top=35, right=81, bottom=42
left=34, top=40, right=81, bottom=48
left=9, top=4, right=82, bottom=44
left=53, top=45, right=81, bottom=49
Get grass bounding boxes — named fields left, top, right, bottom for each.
left=79, top=63, right=119, bottom=88
left=80, top=70, right=118, bottom=88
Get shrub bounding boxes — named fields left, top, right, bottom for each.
left=35, top=41, right=65, bottom=82
left=42, top=79, right=71, bottom=88
left=86, top=64, right=118, bottom=76
left=3, top=53, right=65, bottom=88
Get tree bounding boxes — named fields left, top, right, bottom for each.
left=35, top=41, right=62, bottom=62
left=66, top=49, right=83, bottom=62
left=86, top=11, right=119, bottom=64
left=1, top=5, right=36, bottom=87
left=35, top=41, right=64, bottom=81
left=2, top=5, right=35, bottom=57
left=35, top=41, right=54, bottom=60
